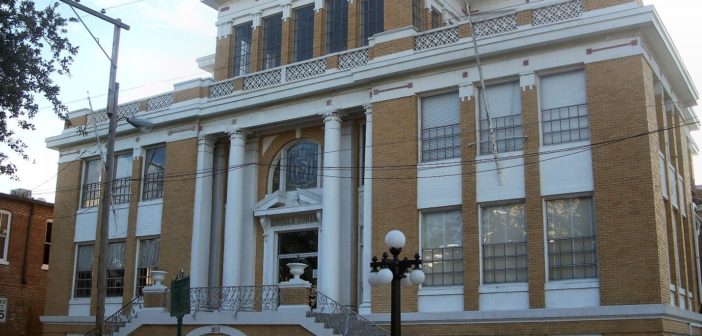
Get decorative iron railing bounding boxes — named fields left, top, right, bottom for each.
left=309, top=288, right=390, bottom=336
left=421, top=123, right=461, bottom=162
left=415, top=26, right=460, bottom=51
left=473, top=13, right=518, bottom=38
left=208, top=77, right=237, bottom=99
left=146, top=93, right=173, bottom=111
left=337, top=48, right=369, bottom=70
left=83, top=296, right=143, bottom=336
left=190, top=285, right=280, bottom=316
left=533, top=0, right=584, bottom=26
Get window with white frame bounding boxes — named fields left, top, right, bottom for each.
left=262, top=13, right=283, bottom=70
left=107, top=241, right=125, bottom=297
left=277, top=229, right=318, bottom=285
left=0, top=210, right=11, bottom=263
left=74, top=244, right=94, bottom=298
left=142, top=146, right=166, bottom=201
left=136, top=237, right=160, bottom=295
left=421, top=92, right=460, bottom=162
left=232, top=21, right=253, bottom=77
left=546, top=197, right=597, bottom=280
left=431, top=8, right=442, bottom=29
left=43, top=220, right=52, bottom=266
left=112, top=152, right=132, bottom=205
left=479, top=81, right=523, bottom=154
left=326, top=0, right=348, bottom=53
left=359, top=0, right=384, bottom=46
left=293, top=5, right=315, bottom=62
left=412, top=0, right=424, bottom=31
left=269, top=140, right=320, bottom=193
left=540, top=70, right=589, bottom=145
left=81, top=158, right=102, bottom=208
left=481, top=203, right=527, bottom=284
left=422, top=210, right=463, bottom=286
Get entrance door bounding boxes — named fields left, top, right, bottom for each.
left=277, top=229, right=318, bottom=286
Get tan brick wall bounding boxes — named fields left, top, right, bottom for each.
left=458, top=23, right=472, bottom=39
left=234, top=78, right=244, bottom=91
left=517, top=9, right=533, bottom=26
left=369, top=36, right=415, bottom=59
left=214, top=35, right=233, bottom=81
left=313, top=9, right=326, bottom=58
left=460, top=98, right=480, bottom=311
left=251, top=27, right=263, bottom=72
left=384, top=0, right=413, bottom=31
left=654, top=94, right=675, bottom=306
left=370, top=96, right=418, bottom=313
left=281, top=18, right=292, bottom=65
left=66, top=115, right=87, bottom=129
left=326, top=55, right=338, bottom=69
left=522, top=86, right=546, bottom=309
left=122, top=157, right=142, bottom=303
left=348, top=0, right=360, bottom=49
left=587, top=55, right=667, bottom=305
left=279, top=286, right=310, bottom=305
left=173, top=87, right=208, bottom=103
left=584, top=0, right=643, bottom=11
left=44, top=161, right=82, bottom=316
left=160, top=138, right=198, bottom=283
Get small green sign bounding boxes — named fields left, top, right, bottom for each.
left=170, top=275, right=190, bottom=318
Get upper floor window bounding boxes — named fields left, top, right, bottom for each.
left=0, top=210, right=11, bottom=264
left=43, top=220, right=53, bottom=267
left=74, top=244, right=94, bottom=297
left=422, top=209, right=463, bottom=286
left=431, top=8, right=442, bottom=29
left=262, top=13, right=283, bottom=70
left=326, top=0, right=348, bottom=53
left=142, top=146, right=166, bottom=201
left=137, top=237, right=160, bottom=295
left=421, top=92, right=460, bottom=162
left=479, top=81, right=523, bottom=154
left=359, top=0, right=384, bottom=46
left=540, top=70, right=589, bottom=145
left=412, top=0, right=424, bottom=31
left=481, top=203, right=527, bottom=284
left=293, top=5, right=315, bottom=62
left=269, top=140, right=320, bottom=193
left=81, top=158, right=102, bottom=208
left=546, top=196, right=597, bottom=281
left=112, top=152, right=132, bottom=205
left=232, top=21, right=253, bottom=77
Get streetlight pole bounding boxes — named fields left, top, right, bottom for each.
left=369, top=230, right=425, bottom=336
left=58, top=1, right=129, bottom=334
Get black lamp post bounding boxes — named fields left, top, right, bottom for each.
left=369, top=230, right=425, bottom=336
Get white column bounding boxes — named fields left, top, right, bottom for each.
left=319, top=112, right=342, bottom=302
left=223, top=129, right=248, bottom=287
left=190, top=136, right=215, bottom=288
left=359, top=105, right=373, bottom=314
left=209, top=143, right=227, bottom=288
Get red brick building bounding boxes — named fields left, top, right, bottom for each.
left=0, top=190, right=53, bottom=336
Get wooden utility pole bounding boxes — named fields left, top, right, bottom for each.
left=58, top=1, right=130, bottom=334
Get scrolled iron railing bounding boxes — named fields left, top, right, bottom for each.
left=190, top=285, right=280, bottom=316
left=83, top=295, right=143, bottom=336
left=308, top=288, right=390, bottom=336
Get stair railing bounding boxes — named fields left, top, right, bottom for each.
left=83, top=295, right=144, bottom=336
left=308, top=288, right=390, bottom=336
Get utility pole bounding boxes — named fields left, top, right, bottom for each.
left=58, top=1, right=130, bottom=334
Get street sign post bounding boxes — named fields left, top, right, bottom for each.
left=170, top=271, right=190, bottom=336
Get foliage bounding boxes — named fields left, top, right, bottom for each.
left=0, top=0, right=78, bottom=179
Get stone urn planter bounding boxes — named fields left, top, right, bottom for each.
left=150, top=270, right=167, bottom=288
left=286, top=262, right=308, bottom=283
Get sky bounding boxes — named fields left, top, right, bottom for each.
left=0, top=0, right=700, bottom=203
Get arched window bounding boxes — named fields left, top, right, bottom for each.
left=269, top=140, right=320, bottom=193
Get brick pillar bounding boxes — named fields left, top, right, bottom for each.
left=371, top=96, right=419, bottom=313
left=313, top=8, right=326, bottom=58
left=279, top=283, right=312, bottom=309
left=214, top=35, right=233, bottom=81
left=44, top=161, right=82, bottom=316
left=517, top=9, right=533, bottom=26
left=584, top=0, right=643, bottom=11
left=521, top=74, right=546, bottom=309
left=384, top=0, right=413, bottom=31
left=423, top=8, right=432, bottom=31
left=654, top=93, right=674, bottom=306
left=122, top=154, right=143, bottom=303
left=251, top=26, right=263, bottom=72
left=587, top=55, right=668, bottom=305
left=460, top=90, right=480, bottom=311
left=281, top=17, right=293, bottom=65
left=673, top=113, right=693, bottom=309
left=347, top=0, right=360, bottom=49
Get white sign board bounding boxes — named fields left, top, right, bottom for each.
left=0, top=297, right=6, bottom=323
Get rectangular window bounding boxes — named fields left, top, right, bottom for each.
left=232, top=22, right=253, bottom=77
left=540, top=70, right=589, bottom=145
left=0, top=211, right=11, bottom=263
left=278, top=230, right=318, bottom=285
left=142, top=146, right=166, bottom=201
left=412, top=0, right=424, bottom=31
left=262, top=13, right=283, bottom=70
left=137, top=237, right=160, bottom=295
left=479, top=81, right=523, bottom=154
left=546, top=197, right=597, bottom=281
left=112, top=152, right=132, bottom=205
left=422, top=210, right=463, bottom=286
left=107, top=241, right=125, bottom=297
left=81, top=158, right=102, bottom=208
left=421, top=92, right=460, bottom=162
left=293, top=5, right=315, bottom=62
left=431, top=8, right=442, bottom=29
left=74, top=244, right=94, bottom=298
left=359, top=0, right=384, bottom=46
left=326, top=0, right=348, bottom=53
left=481, top=204, right=527, bottom=284
left=43, top=221, right=52, bottom=266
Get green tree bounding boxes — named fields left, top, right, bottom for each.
left=0, top=0, right=78, bottom=179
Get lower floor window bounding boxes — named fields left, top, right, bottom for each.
left=481, top=203, right=527, bottom=284
left=74, top=244, right=94, bottom=298
left=107, top=242, right=125, bottom=297
left=422, top=210, right=463, bottom=286
left=137, top=237, right=160, bottom=295
left=546, top=197, right=597, bottom=280
left=277, top=229, right=318, bottom=286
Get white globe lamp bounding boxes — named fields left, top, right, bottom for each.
left=378, top=268, right=394, bottom=284
left=410, top=268, right=425, bottom=285
left=385, top=230, right=406, bottom=249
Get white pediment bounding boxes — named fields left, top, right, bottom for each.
left=253, top=188, right=323, bottom=217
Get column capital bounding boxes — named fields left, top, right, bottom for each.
left=363, top=104, right=373, bottom=115
left=229, top=128, right=250, bottom=140
left=321, top=111, right=343, bottom=124
left=198, top=135, right=216, bottom=147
